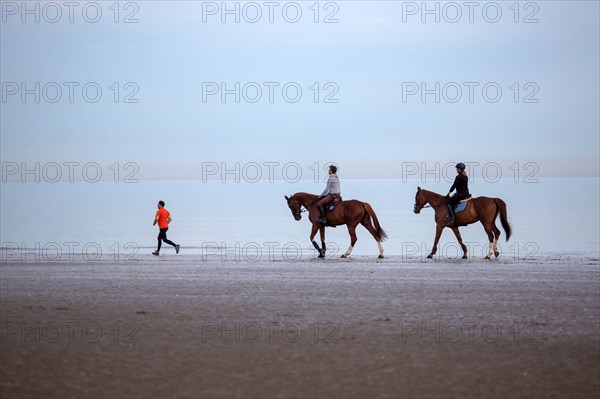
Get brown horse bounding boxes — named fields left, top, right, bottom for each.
left=285, top=192, right=388, bottom=258
left=413, top=187, right=511, bottom=259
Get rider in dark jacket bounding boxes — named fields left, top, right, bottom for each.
left=447, top=162, right=469, bottom=222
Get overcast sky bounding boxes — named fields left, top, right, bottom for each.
left=1, top=0, right=598, bottom=179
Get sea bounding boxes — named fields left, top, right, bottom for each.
left=1, top=178, right=599, bottom=261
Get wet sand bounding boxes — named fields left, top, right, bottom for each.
left=1, top=255, right=599, bottom=398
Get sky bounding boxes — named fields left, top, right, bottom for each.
left=1, top=0, right=599, bottom=180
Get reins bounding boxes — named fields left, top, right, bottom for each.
left=300, top=197, right=320, bottom=213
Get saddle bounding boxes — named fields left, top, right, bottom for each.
left=453, top=195, right=472, bottom=213
left=325, top=195, right=342, bottom=213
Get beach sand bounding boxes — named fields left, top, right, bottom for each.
left=1, top=255, right=599, bottom=398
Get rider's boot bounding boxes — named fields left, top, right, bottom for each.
left=446, top=204, right=455, bottom=222
left=317, top=206, right=327, bottom=224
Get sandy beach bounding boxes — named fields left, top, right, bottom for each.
left=1, top=255, right=598, bottom=398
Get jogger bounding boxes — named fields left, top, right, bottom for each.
left=152, top=200, right=180, bottom=256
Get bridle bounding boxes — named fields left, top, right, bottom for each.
left=414, top=194, right=431, bottom=212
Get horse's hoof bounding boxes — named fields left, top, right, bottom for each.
left=494, top=252, right=500, bottom=258
left=318, top=254, right=325, bottom=258
left=340, top=254, right=347, bottom=259
left=484, top=256, right=491, bottom=260
left=462, top=255, right=468, bottom=259
left=378, top=255, right=384, bottom=259
left=426, top=254, right=433, bottom=259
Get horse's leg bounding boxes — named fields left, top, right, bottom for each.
left=309, top=224, right=324, bottom=258
left=341, top=224, right=358, bottom=258
left=492, top=223, right=501, bottom=257
left=319, top=226, right=327, bottom=258
left=482, top=222, right=495, bottom=259
left=360, top=219, right=384, bottom=258
left=451, top=227, right=468, bottom=259
left=427, top=225, right=444, bottom=259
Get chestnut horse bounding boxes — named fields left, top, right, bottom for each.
left=285, top=192, right=388, bottom=258
left=413, top=187, right=511, bottom=259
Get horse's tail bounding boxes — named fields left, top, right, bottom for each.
left=364, top=203, right=388, bottom=241
left=494, top=198, right=512, bottom=241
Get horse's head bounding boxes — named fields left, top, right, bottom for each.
left=413, top=187, right=427, bottom=214
left=285, top=195, right=302, bottom=221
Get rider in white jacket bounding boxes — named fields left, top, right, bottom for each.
left=317, top=165, right=341, bottom=224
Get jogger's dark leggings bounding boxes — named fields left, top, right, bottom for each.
left=157, top=228, right=176, bottom=251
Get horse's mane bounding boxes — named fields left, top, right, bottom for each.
left=420, top=188, right=444, bottom=198
left=292, top=192, right=318, bottom=199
